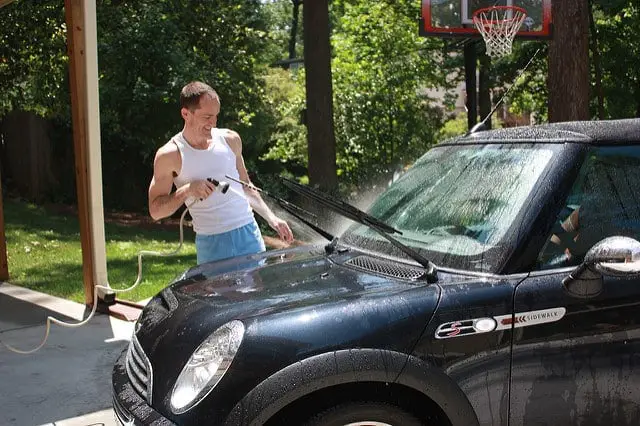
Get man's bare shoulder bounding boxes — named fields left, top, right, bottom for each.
left=219, top=128, right=242, bottom=153
left=154, top=140, right=181, bottom=170
left=219, top=128, right=241, bottom=143
left=156, top=140, right=180, bottom=156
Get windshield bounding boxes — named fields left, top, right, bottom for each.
left=341, top=143, right=556, bottom=273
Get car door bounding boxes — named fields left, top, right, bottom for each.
left=509, top=145, right=640, bottom=425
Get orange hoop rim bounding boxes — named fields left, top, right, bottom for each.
left=472, top=5, right=528, bottom=25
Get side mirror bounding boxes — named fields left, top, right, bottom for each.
left=585, top=236, right=640, bottom=275
left=563, top=236, right=640, bottom=298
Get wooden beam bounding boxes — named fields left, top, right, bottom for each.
left=65, top=0, right=95, bottom=306
left=83, top=0, right=111, bottom=302
left=0, top=0, right=13, bottom=283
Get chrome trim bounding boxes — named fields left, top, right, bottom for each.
left=345, top=255, right=425, bottom=281
left=125, top=335, right=153, bottom=404
left=112, top=394, right=134, bottom=426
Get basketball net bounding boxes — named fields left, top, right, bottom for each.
left=472, top=6, right=527, bottom=58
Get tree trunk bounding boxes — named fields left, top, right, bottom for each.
left=588, top=0, right=605, bottom=119
left=464, top=42, right=478, bottom=130
left=289, top=0, right=300, bottom=60
left=548, top=0, right=590, bottom=122
left=303, top=0, right=337, bottom=191
left=478, top=51, right=492, bottom=129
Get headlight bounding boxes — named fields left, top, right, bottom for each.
left=170, top=320, right=245, bottom=414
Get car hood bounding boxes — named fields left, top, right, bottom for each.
left=137, top=244, right=435, bottom=329
left=174, top=247, right=430, bottom=314
left=136, top=245, right=451, bottom=349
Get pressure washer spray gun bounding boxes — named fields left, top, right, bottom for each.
left=207, top=177, right=230, bottom=194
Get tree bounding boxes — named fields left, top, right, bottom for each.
left=302, top=0, right=338, bottom=191
left=590, top=0, right=640, bottom=118
left=493, top=0, right=638, bottom=122
left=263, top=0, right=454, bottom=193
left=289, top=0, right=302, bottom=60
left=261, top=0, right=304, bottom=66
left=330, top=0, right=450, bottom=188
left=0, top=0, right=68, bottom=117
left=547, top=0, right=590, bottom=122
left=0, top=0, right=277, bottom=210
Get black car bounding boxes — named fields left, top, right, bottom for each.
left=113, top=118, right=640, bottom=426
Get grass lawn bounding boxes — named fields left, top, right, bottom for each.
left=3, top=198, right=197, bottom=303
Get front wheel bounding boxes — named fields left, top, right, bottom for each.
left=303, top=401, right=424, bottom=426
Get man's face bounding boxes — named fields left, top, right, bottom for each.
left=182, top=95, right=220, bottom=140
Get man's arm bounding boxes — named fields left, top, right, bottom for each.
left=148, top=143, right=216, bottom=221
left=224, top=130, right=294, bottom=243
left=549, top=207, right=580, bottom=258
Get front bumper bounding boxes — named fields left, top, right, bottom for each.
left=112, top=348, right=174, bottom=426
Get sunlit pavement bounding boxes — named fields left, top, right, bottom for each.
left=0, top=283, right=135, bottom=426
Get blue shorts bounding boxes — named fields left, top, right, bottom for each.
left=195, top=220, right=266, bottom=265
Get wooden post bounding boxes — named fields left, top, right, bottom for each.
left=0, top=0, right=13, bottom=283
left=65, top=0, right=95, bottom=306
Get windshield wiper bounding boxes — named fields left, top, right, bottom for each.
left=282, top=177, right=438, bottom=282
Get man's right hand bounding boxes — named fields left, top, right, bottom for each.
left=188, top=179, right=217, bottom=200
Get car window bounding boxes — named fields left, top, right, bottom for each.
left=342, top=144, right=556, bottom=273
left=537, top=146, right=640, bottom=270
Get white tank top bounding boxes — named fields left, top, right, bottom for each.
left=172, top=129, right=254, bottom=235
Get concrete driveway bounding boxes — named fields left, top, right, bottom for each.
left=0, top=283, right=136, bottom=426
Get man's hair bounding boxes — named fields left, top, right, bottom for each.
left=180, top=81, right=220, bottom=111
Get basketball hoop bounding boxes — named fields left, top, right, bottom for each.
left=472, top=6, right=527, bottom=58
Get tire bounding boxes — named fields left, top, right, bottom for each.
left=303, top=401, right=424, bottom=426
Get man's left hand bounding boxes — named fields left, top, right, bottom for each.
left=270, top=217, right=294, bottom=244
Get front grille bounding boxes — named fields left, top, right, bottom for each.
left=344, top=255, right=426, bottom=281
left=125, top=334, right=153, bottom=403
left=112, top=394, right=133, bottom=425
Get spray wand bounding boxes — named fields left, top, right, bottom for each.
left=224, top=175, right=334, bottom=241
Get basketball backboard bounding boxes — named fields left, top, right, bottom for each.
left=420, top=0, right=552, bottom=38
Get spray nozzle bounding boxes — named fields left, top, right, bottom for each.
left=207, top=178, right=230, bottom=194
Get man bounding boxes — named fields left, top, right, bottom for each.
left=148, top=81, right=293, bottom=265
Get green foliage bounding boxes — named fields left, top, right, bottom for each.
left=95, top=0, right=273, bottom=210
left=261, top=0, right=456, bottom=191
left=260, top=0, right=304, bottom=66
left=437, top=112, right=504, bottom=142
left=260, top=68, right=307, bottom=168
left=438, top=113, right=469, bottom=140
left=329, top=0, right=452, bottom=189
left=591, top=0, right=640, bottom=118
left=490, top=41, right=549, bottom=122
left=0, top=0, right=276, bottom=211
left=0, top=0, right=69, bottom=118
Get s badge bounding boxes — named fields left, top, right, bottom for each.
left=435, top=308, right=566, bottom=339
